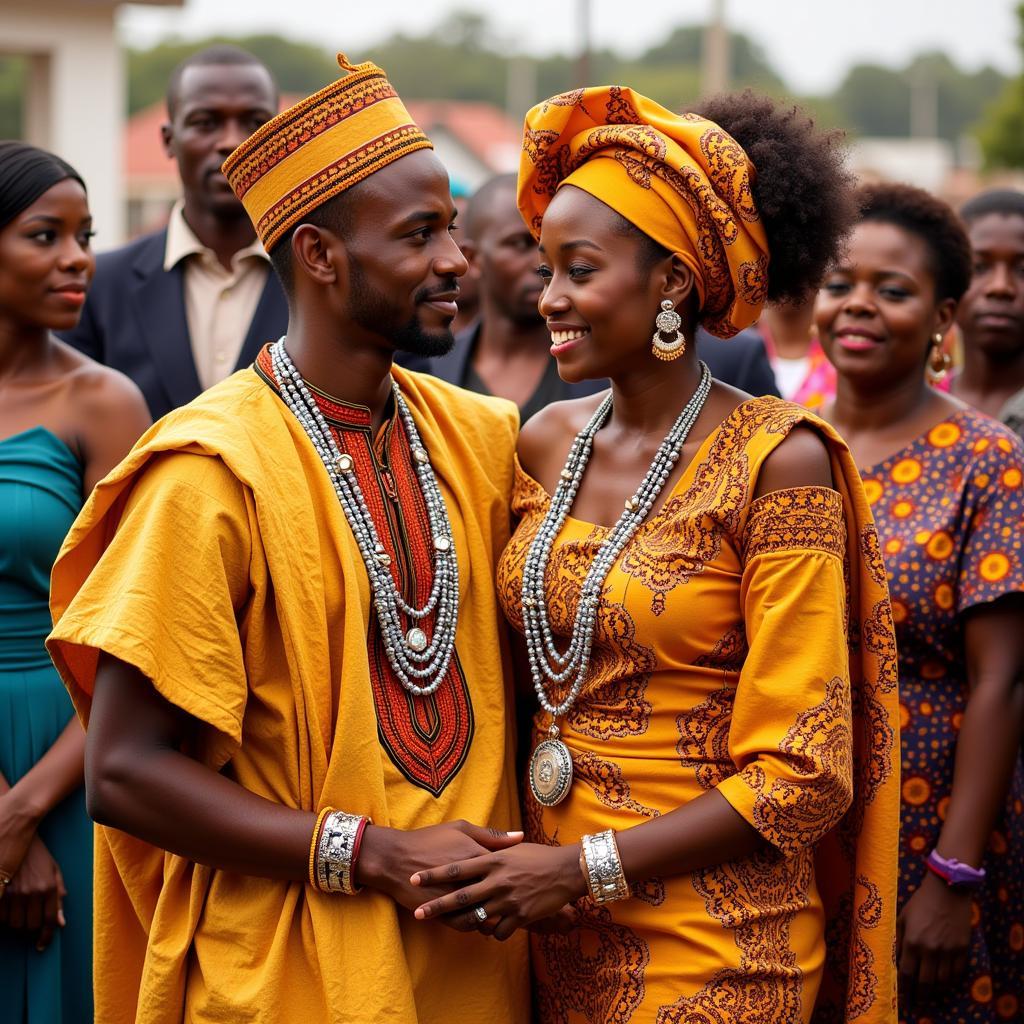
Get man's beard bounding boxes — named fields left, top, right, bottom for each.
left=348, top=256, right=457, bottom=358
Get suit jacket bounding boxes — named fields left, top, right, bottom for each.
left=60, top=228, right=289, bottom=421
left=400, top=322, right=608, bottom=405
left=695, top=327, right=779, bottom=397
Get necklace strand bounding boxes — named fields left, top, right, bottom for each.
left=522, top=362, right=713, bottom=720
left=270, top=338, right=459, bottom=697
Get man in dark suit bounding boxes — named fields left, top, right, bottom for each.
left=61, top=46, right=287, bottom=420
left=409, top=174, right=606, bottom=420
left=407, top=174, right=777, bottom=412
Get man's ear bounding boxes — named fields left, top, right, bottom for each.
left=292, top=224, right=344, bottom=290
left=460, top=238, right=482, bottom=281
left=160, top=122, right=174, bottom=159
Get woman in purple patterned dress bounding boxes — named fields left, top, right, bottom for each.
left=818, top=182, right=1024, bottom=1024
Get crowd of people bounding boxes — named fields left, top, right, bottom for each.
left=0, top=40, right=1021, bottom=1024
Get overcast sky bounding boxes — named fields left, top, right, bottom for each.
left=119, top=0, right=1019, bottom=94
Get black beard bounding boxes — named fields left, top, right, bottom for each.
left=348, top=256, right=456, bottom=358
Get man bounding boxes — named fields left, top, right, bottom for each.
left=48, top=56, right=528, bottom=1024
left=417, top=173, right=605, bottom=419
left=60, top=45, right=288, bottom=419
left=419, top=174, right=776, bottom=411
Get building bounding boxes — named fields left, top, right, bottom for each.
left=4, top=0, right=184, bottom=247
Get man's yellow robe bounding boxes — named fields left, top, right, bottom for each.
left=47, top=365, right=529, bottom=1024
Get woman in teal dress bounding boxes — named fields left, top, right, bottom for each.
left=0, top=142, right=150, bottom=1022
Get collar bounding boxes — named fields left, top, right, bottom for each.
left=163, top=200, right=270, bottom=272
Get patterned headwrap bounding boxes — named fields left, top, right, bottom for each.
left=223, top=54, right=433, bottom=252
left=517, top=86, right=770, bottom=338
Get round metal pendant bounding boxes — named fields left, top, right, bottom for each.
left=528, top=738, right=574, bottom=807
left=406, top=627, right=428, bottom=652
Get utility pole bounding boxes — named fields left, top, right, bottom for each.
left=575, top=0, right=592, bottom=88
left=702, top=0, right=729, bottom=97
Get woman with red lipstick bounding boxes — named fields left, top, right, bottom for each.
left=950, top=190, right=1024, bottom=439
left=0, top=142, right=149, bottom=1023
left=817, top=182, right=1024, bottom=1024
left=410, top=89, right=903, bottom=1023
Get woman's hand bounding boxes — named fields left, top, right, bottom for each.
left=357, top=820, right=525, bottom=922
left=410, top=841, right=588, bottom=940
left=0, top=835, right=66, bottom=951
left=0, top=789, right=42, bottom=888
left=897, top=871, right=973, bottom=1011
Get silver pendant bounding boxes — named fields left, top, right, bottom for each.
left=529, top=737, right=574, bottom=806
left=406, top=627, right=428, bottom=652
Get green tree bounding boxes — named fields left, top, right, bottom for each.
left=977, top=3, right=1024, bottom=168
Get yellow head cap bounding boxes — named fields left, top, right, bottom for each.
left=223, top=54, right=432, bottom=251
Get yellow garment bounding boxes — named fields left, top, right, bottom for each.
left=223, top=54, right=433, bottom=251
left=517, top=86, right=770, bottom=338
left=498, top=397, right=900, bottom=1024
left=47, top=366, right=529, bottom=1024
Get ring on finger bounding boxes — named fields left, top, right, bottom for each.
left=473, top=905, right=488, bottom=924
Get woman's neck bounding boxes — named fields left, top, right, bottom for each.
left=829, top=371, right=933, bottom=438
left=0, top=318, right=52, bottom=381
left=955, top=340, right=1024, bottom=411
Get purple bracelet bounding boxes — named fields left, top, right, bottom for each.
left=926, top=849, right=986, bottom=888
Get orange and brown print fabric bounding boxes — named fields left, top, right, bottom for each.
left=223, top=54, right=432, bottom=251
left=498, top=397, right=901, bottom=1024
left=517, top=86, right=770, bottom=339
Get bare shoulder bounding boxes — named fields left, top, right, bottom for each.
left=754, top=422, right=834, bottom=499
left=518, top=391, right=608, bottom=493
left=58, top=341, right=149, bottom=426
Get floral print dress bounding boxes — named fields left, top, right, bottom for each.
left=861, top=407, right=1024, bottom=1024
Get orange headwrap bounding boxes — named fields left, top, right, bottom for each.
left=223, top=54, right=432, bottom=251
left=517, top=86, right=770, bottom=338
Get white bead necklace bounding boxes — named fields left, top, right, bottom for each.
left=270, top=338, right=459, bottom=697
left=524, top=361, right=712, bottom=805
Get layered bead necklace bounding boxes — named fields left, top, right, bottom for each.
left=523, top=361, right=712, bottom=806
left=270, top=338, right=459, bottom=697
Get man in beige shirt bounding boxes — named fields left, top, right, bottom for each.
left=62, top=44, right=288, bottom=419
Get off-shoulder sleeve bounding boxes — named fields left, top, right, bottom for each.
left=48, top=451, right=254, bottom=761
left=716, top=486, right=854, bottom=855
left=955, top=434, right=1024, bottom=613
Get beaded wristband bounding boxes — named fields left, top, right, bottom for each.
left=316, top=810, right=371, bottom=895
left=308, top=807, right=334, bottom=890
left=581, top=829, right=630, bottom=904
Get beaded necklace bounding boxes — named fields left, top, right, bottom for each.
left=270, top=338, right=459, bottom=697
left=523, top=361, right=712, bottom=805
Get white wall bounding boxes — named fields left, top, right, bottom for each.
left=3, top=1, right=181, bottom=249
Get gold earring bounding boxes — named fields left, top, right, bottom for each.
left=652, top=300, right=686, bottom=361
left=927, top=332, right=952, bottom=382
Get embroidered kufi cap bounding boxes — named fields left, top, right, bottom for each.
left=223, top=54, right=432, bottom=251
left=518, top=86, right=770, bottom=338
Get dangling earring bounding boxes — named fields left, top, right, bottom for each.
left=652, top=300, right=686, bottom=361
left=927, top=332, right=952, bottom=383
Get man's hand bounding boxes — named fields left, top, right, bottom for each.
left=357, top=820, right=524, bottom=918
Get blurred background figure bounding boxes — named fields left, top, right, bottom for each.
left=0, top=142, right=149, bottom=1024
left=754, top=294, right=835, bottom=409
left=449, top=177, right=480, bottom=335
left=414, top=172, right=606, bottom=420
left=59, top=45, right=286, bottom=420
left=949, top=189, right=1024, bottom=438
left=817, top=181, right=1024, bottom=1024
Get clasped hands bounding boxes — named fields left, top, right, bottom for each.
left=358, top=819, right=586, bottom=941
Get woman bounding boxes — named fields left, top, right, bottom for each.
left=816, top=182, right=1024, bottom=1023
left=948, top=189, right=1024, bottom=439
left=0, top=142, right=150, bottom=1022
left=409, top=89, right=901, bottom=1022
